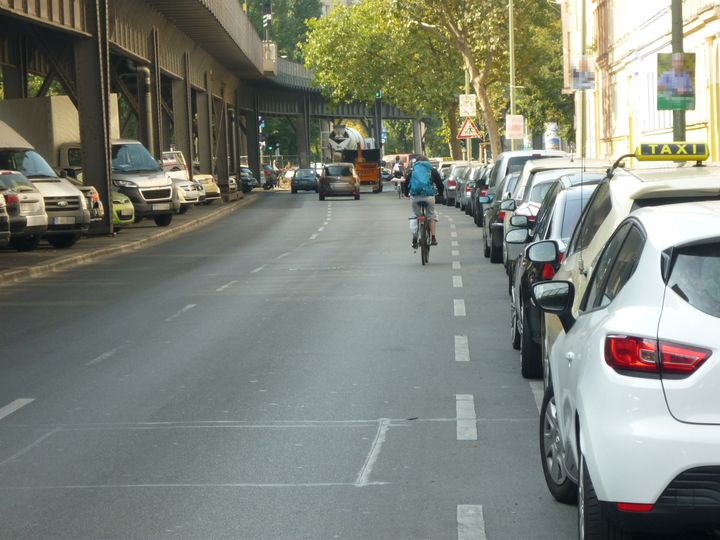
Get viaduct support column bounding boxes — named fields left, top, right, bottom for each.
left=2, top=32, right=28, bottom=99
left=171, top=52, right=194, bottom=181
left=296, top=95, right=311, bottom=168
left=196, top=73, right=213, bottom=175
left=244, top=93, right=260, bottom=181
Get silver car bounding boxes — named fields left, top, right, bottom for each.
left=0, top=170, right=47, bottom=251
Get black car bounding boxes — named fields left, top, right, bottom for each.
left=470, top=165, right=492, bottom=227
left=238, top=167, right=259, bottom=193
left=479, top=171, right=521, bottom=263
left=291, top=168, right=318, bottom=193
left=506, top=173, right=603, bottom=379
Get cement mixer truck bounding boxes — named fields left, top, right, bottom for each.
left=326, top=125, right=383, bottom=193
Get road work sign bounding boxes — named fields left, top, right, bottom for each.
left=457, top=118, right=482, bottom=139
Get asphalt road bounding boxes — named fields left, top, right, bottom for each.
left=0, top=186, right=578, bottom=539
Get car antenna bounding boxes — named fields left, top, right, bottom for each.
left=606, top=153, right=633, bottom=179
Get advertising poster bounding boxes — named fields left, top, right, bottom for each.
left=657, top=52, right=695, bottom=110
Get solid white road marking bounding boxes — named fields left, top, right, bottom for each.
left=355, top=418, right=391, bottom=487
left=310, top=234, right=319, bottom=240
left=215, top=280, right=238, bottom=292
left=457, top=505, right=487, bottom=540
left=454, top=299, right=466, bottom=317
left=530, top=381, right=544, bottom=413
left=0, top=481, right=390, bottom=490
left=165, top=304, right=196, bottom=322
left=0, top=428, right=60, bottom=468
left=453, top=276, right=463, bottom=288
left=455, top=336, right=470, bottom=362
left=252, top=265, right=266, bottom=273
left=452, top=241, right=459, bottom=247
left=0, top=399, right=34, bottom=422
left=451, top=231, right=458, bottom=238
left=452, top=250, right=460, bottom=257
left=452, top=261, right=461, bottom=270
left=456, top=395, right=478, bottom=440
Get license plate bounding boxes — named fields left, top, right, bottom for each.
left=119, top=210, right=133, bottom=217
left=26, top=215, right=47, bottom=227
left=152, top=203, right=171, bottom=211
left=52, top=216, right=75, bottom=225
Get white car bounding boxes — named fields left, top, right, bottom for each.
left=171, top=177, right=200, bottom=214
left=531, top=200, right=720, bottom=538
left=542, top=145, right=720, bottom=390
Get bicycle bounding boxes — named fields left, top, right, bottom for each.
left=416, top=201, right=431, bottom=265
left=395, top=179, right=404, bottom=199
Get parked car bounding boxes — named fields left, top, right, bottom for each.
left=291, top=168, right=318, bottom=193
left=532, top=199, right=720, bottom=538
left=381, top=168, right=392, bottom=182
left=0, top=194, right=10, bottom=248
left=238, top=167, right=259, bottom=193
left=506, top=173, right=603, bottom=377
left=457, top=164, right=481, bottom=211
left=171, top=176, right=200, bottom=214
left=194, top=173, right=221, bottom=204
left=111, top=189, right=135, bottom=230
left=501, top=159, right=612, bottom=272
left=443, top=162, right=470, bottom=206
left=479, top=171, right=522, bottom=263
left=261, top=164, right=278, bottom=189
left=161, top=149, right=190, bottom=181
left=318, top=163, right=360, bottom=201
left=0, top=170, right=47, bottom=251
left=0, top=123, right=90, bottom=248
left=471, top=165, right=492, bottom=227
left=538, top=146, right=720, bottom=394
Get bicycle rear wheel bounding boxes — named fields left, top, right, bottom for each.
left=419, top=211, right=429, bottom=265
left=422, top=221, right=430, bottom=265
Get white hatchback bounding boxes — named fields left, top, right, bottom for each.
left=532, top=200, right=720, bottom=538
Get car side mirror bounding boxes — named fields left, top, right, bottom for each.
left=500, top=199, right=516, bottom=211
left=531, top=281, right=576, bottom=332
left=505, top=228, right=531, bottom=244
left=527, top=240, right=559, bottom=264
left=509, top=215, right=529, bottom=228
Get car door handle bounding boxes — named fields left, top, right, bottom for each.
left=566, top=352, right=575, bottom=363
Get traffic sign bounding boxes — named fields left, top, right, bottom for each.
left=457, top=117, right=482, bottom=139
left=506, top=114, right=524, bottom=140
left=459, top=94, right=476, bottom=117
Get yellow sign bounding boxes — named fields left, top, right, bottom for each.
left=635, top=142, right=709, bottom=161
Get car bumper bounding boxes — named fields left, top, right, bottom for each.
left=44, top=210, right=90, bottom=235
left=119, top=187, right=174, bottom=218
left=112, top=203, right=135, bottom=226
left=292, top=182, right=317, bottom=191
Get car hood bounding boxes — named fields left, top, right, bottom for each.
left=30, top=177, right=83, bottom=198
left=114, top=170, right=171, bottom=188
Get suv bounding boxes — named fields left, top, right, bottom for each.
left=0, top=123, right=90, bottom=248
left=0, top=170, right=47, bottom=251
left=536, top=144, right=720, bottom=390
left=318, top=163, right=360, bottom=200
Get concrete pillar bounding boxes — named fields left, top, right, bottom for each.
left=243, top=94, right=260, bottom=180
left=319, top=118, right=332, bottom=163
left=214, top=97, right=229, bottom=185
left=149, top=27, right=163, bottom=157
left=196, top=75, right=213, bottom=174
left=74, top=0, right=112, bottom=234
left=171, top=52, right=193, bottom=180
left=296, top=95, right=311, bottom=168
left=413, top=119, right=424, bottom=155
left=2, top=32, right=28, bottom=99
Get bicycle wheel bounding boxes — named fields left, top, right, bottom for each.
left=422, top=220, right=430, bottom=264
left=419, top=214, right=428, bottom=265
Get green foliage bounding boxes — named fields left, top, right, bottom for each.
left=243, top=0, right=321, bottom=61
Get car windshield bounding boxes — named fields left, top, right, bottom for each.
left=669, top=242, right=720, bottom=318
left=326, top=165, right=353, bottom=176
left=560, top=188, right=597, bottom=242
left=0, top=149, right=57, bottom=179
left=0, top=173, right=36, bottom=192
left=112, top=143, right=161, bottom=173
left=529, top=182, right=554, bottom=204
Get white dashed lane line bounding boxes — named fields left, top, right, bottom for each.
left=165, top=304, right=197, bottom=322
left=452, top=241, right=459, bottom=247
left=457, top=505, right=487, bottom=540
left=0, top=399, right=34, bottom=421
left=455, top=336, right=470, bottom=362
left=452, top=250, right=460, bottom=257
left=452, top=261, right=461, bottom=270
left=455, top=394, right=478, bottom=440
left=450, top=223, right=457, bottom=229
left=252, top=265, right=266, bottom=273
left=215, top=280, right=238, bottom=292
left=451, top=232, right=458, bottom=238
left=453, top=276, right=463, bottom=288
left=454, top=299, right=466, bottom=317
left=310, top=234, right=319, bottom=240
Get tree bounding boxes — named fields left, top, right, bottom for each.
left=301, top=0, right=466, bottom=157
left=243, top=0, right=321, bottom=61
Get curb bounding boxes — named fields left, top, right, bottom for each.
left=0, top=193, right=259, bottom=287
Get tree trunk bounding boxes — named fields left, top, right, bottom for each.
left=446, top=102, right=462, bottom=159
left=473, top=80, right=503, bottom=159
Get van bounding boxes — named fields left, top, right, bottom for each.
left=0, top=121, right=89, bottom=248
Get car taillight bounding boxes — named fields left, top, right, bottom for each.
left=448, top=180, right=456, bottom=187
left=541, top=263, right=555, bottom=280
left=527, top=215, right=536, bottom=223
left=466, top=186, right=472, bottom=194
left=4, top=193, right=19, bottom=207
left=605, top=336, right=710, bottom=375
left=616, top=503, right=654, bottom=513
left=497, top=211, right=505, bottom=222
left=605, top=336, right=658, bottom=373
left=480, top=188, right=488, bottom=196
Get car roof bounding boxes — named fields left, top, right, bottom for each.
left=496, top=149, right=568, bottom=160
left=631, top=199, right=720, bottom=250
left=326, top=162, right=354, bottom=167
left=610, top=165, right=720, bottom=200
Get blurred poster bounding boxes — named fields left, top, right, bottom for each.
left=572, top=55, right=595, bottom=91
left=657, top=52, right=695, bottom=110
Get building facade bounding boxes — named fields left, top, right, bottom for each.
left=561, top=0, right=720, bottom=160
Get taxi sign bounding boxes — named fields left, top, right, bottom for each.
left=635, top=142, right=709, bottom=161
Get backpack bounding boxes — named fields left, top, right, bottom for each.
left=392, top=162, right=404, bottom=178
left=408, top=161, right=435, bottom=197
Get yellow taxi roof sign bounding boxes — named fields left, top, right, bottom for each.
left=635, top=142, right=709, bottom=161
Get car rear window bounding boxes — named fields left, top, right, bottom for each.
left=529, top=182, right=553, bottom=204
left=295, top=170, right=315, bottom=178
left=0, top=173, right=35, bottom=191
left=326, top=165, right=353, bottom=176
left=668, top=242, right=720, bottom=318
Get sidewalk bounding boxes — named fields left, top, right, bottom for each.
left=0, top=193, right=259, bottom=287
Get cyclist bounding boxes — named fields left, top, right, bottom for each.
left=405, top=156, right=444, bottom=248
left=391, top=156, right=406, bottom=198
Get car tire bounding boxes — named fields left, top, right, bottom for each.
left=319, top=193, right=325, bottom=201
left=540, top=386, right=577, bottom=504
left=521, top=310, right=542, bottom=378
left=578, top=452, right=634, bottom=539
left=153, top=214, right=173, bottom=227
left=490, top=236, right=502, bottom=264
left=10, top=235, right=40, bottom=252
left=46, top=233, right=80, bottom=249
left=510, top=299, right=521, bottom=351
left=354, top=193, right=360, bottom=200
left=291, top=188, right=297, bottom=194
left=483, top=229, right=490, bottom=258
left=178, top=205, right=190, bottom=215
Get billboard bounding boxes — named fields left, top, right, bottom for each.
left=657, top=52, right=695, bottom=111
